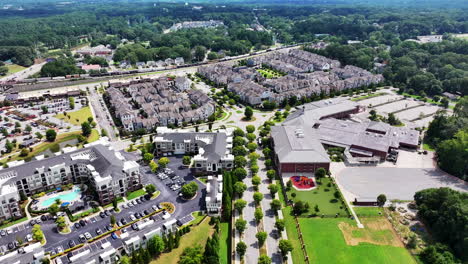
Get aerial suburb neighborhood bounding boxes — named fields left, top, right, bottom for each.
left=0, top=1, right=466, bottom=264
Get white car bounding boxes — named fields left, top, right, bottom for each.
left=122, top=204, right=128, bottom=209
left=26, top=234, right=33, bottom=242
left=127, top=202, right=133, bottom=207
left=130, top=215, right=136, bottom=221
left=84, top=232, right=92, bottom=240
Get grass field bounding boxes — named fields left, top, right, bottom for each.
left=55, top=106, right=93, bottom=126
left=287, top=177, right=349, bottom=216
left=354, top=207, right=385, bottom=217
left=126, top=189, right=146, bottom=200
left=351, top=92, right=385, bottom=102
left=283, top=207, right=307, bottom=264
left=219, top=222, right=231, bottom=264
left=257, top=68, right=285, bottom=78
left=299, top=217, right=416, bottom=264
left=190, top=211, right=206, bottom=226
left=6, top=64, right=26, bottom=75
left=88, top=129, right=100, bottom=142
left=151, top=217, right=214, bottom=264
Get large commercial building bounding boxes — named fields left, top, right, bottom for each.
left=153, top=129, right=234, bottom=173
left=271, top=99, right=420, bottom=176
left=0, top=141, right=141, bottom=220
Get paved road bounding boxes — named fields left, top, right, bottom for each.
left=241, top=167, right=260, bottom=264
left=88, top=87, right=117, bottom=141
left=257, top=153, right=282, bottom=263
left=0, top=62, right=45, bottom=82
left=0, top=156, right=205, bottom=260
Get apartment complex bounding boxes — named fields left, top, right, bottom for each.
left=197, top=49, right=383, bottom=106
left=153, top=129, right=234, bottom=173
left=107, top=77, right=215, bottom=131
left=0, top=143, right=141, bottom=220
left=206, top=175, right=223, bottom=216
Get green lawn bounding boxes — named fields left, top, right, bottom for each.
left=351, top=92, right=385, bottom=102
left=151, top=217, right=214, bottom=264
left=354, top=207, right=384, bottom=217
left=126, top=189, right=146, bottom=200
left=287, top=177, right=349, bottom=216
left=0, top=217, right=28, bottom=229
left=219, top=222, right=231, bottom=264
left=88, top=129, right=100, bottom=142
left=283, top=207, right=307, bottom=264
left=257, top=68, right=285, bottom=78
left=55, top=106, right=93, bottom=126
left=6, top=64, right=26, bottom=75
left=190, top=211, right=206, bottom=226
left=300, top=218, right=416, bottom=264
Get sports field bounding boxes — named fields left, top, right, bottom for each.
left=299, top=217, right=416, bottom=264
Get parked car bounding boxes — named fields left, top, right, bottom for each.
left=152, top=205, right=158, bottom=211
left=79, top=220, right=86, bottom=227
left=121, top=228, right=127, bottom=233
left=120, top=218, right=127, bottom=225
left=84, top=232, right=92, bottom=240
left=144, top=210, right=150, bottom=215
left=104, top=210, right=111, bottom=216
left=0, top=230, right=6, bottom=236
left=105, top=224, right=113, bottom=231
left=18, top=247, right=25, bottom=254
left=41, top=215, right=48, bottom=221
left=79, top=234, right=86, bottom=243
left=7, top=242, right=14, bottom=250
left=99, top=212, right=106, bottom=218
left=74, top=223, right=81, bottom=229
left=95, top=228, right=102, bottom=235
left=26, top=234, right=33, bottom=242
left=68, top=240, right=76, bottom=248
left=111, top=233, right=118, bottom=240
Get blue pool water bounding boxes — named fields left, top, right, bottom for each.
left=40, top=187, right=81, bottom=207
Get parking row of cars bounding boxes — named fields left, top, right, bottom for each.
left=158, top=168, right=185, bottom=192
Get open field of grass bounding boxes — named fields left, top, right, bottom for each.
left=6, top=64, right=26, bottom=75
left=351, top=92, right=386, bottom=102
left=151, top=217, right=214, bottom=264
left=88, top=129, right=100, bottom=142
left=282, top=207, right=307, bottom=264
left=55, top=106, right=93, bottom=126
left=299, top=217, right=416, bottom=264
left=219, top=222, right=231, bottom=264
left=287, top=177, right=348, bottom=216
left=354, top=207, right=385, bottom=217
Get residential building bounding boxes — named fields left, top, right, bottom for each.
left=0, top=142, right=141, bottom=219
left=206, top=175, right=223, bottom=216
left=153, top=130, right=234, bottom=173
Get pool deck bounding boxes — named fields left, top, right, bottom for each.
left=34, top=188, right=82, bottom=210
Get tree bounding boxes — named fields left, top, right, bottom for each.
left=246, top=125, right=255, bottom=133
left=19, top=191, right=27, bottom=201
left=45, top=129, right=57, bottom=142
left=279, top=239, right=294, bottom=258
left=41, top=106, right=48, bottom=114
left=143, top=153, right=154, bottom=163
left=258, top=255, right=272, bottom=264
left=178, top=245, right=203, bottom=264
left=235, top=219, right=247, bottom=234
left=35, top=132, right=43, bottom=139
left=120, top=256, right=130, bottom=264
left=181, top=182, right=198, bottom=199
left=49, top=203, right=59, bottom=215
left=275, top=219, right=285, bottom=232
left=369, top=109, right=378, bottom=121
left=377, top=194, right=387, bottom=207
left=20, top=148, right=30, bottom=157
left=246, top=133, right=256, bottom=142
left=158, top=157, right=170, bottom=168
left=254, top=208, right=263, bottom=222
left=234, top=199, right=247, bottom=214
left=112, top=198, right=118, bottom=210
left=253, top=192, right=263, bottom=204
left=252, top=175, right=261, bottom=186
left=147, top=236, right=165, bottom=257
left=232, top=146, right=247, bottom=156
left=270, top=199, right=281, bottom=212
left=387, top=113, right=402, bottom=126
left=246, top=142, right=258, bottom=152
left=244, top=106, right=253, bottom=120
left=314, top=168, right=326, bottom=183
left=234, top=156, right=247, bottom=168
left=149, top=160, right=159, bottom=172
left=56, top=216, right=67, bottom=232
left=256, top=231, right=267, bottom=247
left=293, top=201, right=309, bottom=215
left=69, top=97, right=75, bottom=109
left=233, top=128, right=245, bottom=138
left=32, top=224, right=44, bottom=242
left=236, top=241, right=247, bottom=259
left=436, top=130, right=468, bottom=179
left=266, top=170, right=276, bottom=181
left=182, top=156, right=191, bottom=166
left=110, top=215, right=116, bottom=226
left=194, top=45, right=207, bottom=62
left=233, top=167, right=247, bottom=181
left=81, top=121, right=92, bottom=137
left=268, top=184, right=279, bottom=198
left=233, top=182, right=247, bottom=197
left=145, top=184, right=157, bottom=196
left=233, top=136, right=246, bottom=147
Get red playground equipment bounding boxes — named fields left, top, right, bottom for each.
left=290, top=176, right=315, bottom=189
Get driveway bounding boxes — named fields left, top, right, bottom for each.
left=336, top=167, right=468, bottom=201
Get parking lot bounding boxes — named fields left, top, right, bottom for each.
left=394, top=104, right=440, bottom=121
left=0, top=156, right=205, bottom=262
left=357, top=93, right=402, bottom=107
left=374, top=99, right=422, bottom=114
left=336, top=167, right=468, bottom=201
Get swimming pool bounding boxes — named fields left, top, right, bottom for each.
left=40, top=187, right=81, bottom=207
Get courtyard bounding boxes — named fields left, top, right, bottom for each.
left=336, top=167, right=468, bottom=201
